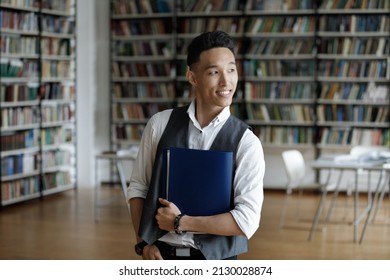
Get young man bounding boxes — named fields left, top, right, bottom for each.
left=128, top=30, right=265, bottom=260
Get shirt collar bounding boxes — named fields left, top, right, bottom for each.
left=187, top=99, right=231, bottom=129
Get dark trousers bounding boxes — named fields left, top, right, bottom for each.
left=154, top=241, right=237, bottom=260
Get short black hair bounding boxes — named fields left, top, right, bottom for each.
left=186, top=30, right=235, bottom=69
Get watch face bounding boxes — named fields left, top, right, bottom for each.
left=135, top=244, right=143, bottom=255
left=135, top=241, right=147, bottom=256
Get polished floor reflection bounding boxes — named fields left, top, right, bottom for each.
left=0, top=187, right=389, bottom=260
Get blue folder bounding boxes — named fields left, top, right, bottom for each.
left=162, top=147, right=233, bottom=216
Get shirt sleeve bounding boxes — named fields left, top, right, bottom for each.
left=126, top=109, right=172, bottom=202
left=230, top=129, right=265, bottom=239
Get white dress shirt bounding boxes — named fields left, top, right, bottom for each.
left=128, top=100, right=265, bottom=247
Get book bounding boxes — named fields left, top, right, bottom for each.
left=162, top=147, right=233, bottom=216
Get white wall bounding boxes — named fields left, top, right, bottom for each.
left=76, top=0, right=110, bottom=188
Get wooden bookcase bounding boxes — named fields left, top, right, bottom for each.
left=0, top=0, right=77, bottom=206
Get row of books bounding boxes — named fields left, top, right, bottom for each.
left=42, top=171, right=71, bottom=190
left=178, top=17, right=245, bottom=34
left=40, top=127, right=73, bottom=146
left=111, top=0, right=314, bottom=14
left=316, top=104, right=389, bottom=123
left=246, top=103, right=315, bottom=122
left=41, top=15, right=75, bottom=34
left=245, top=60, right=315, bottom=77
left=41, top=60, right=74, bottom=79
left=318, top=60, right=387, bottom=78
left=0, top=59, right=39, bottom=78
left=112, top=103, right=171, bottom=121
left=41, top=149, right=71, bottom=169
left=0, top=82, right=75, bottom=103
left=113, top=41, right=172, bottom=57
left=41, top=103, right=74, bottom=123
left=0, top=0, right=39, bottom=9
left=1, top=150, right=72, bottom=180
left=320, top=0, right=389, bottom=9
left=112, top=61, right=172, bottom=78
left=319, top=83, right=388, bottom=101
left=1, top=176, right=40, bottom=202
left=1, top=130, right=39, bottom=151
left=319, top=127, right=389, bottom=146
left=114, top=124, right=145, bottom=141
left=40, top=82, right=75, bottom=100
left=1, top=153, right=38, bottom=176
left=246, top=0, right=313, bottom=10
left=247, top=16, right=315, bottom=34
left=1, top=0, right=74, bottom=11
left=41, top=0, right=74, bottom=14
left=111, top=19, right=171, bottom=36
left=319, top=37, right=389, bottom=56
left=253, top=126, right=314, bottom=145
left=247, top=38, right=314, bottom=55
left=183, top=0, right=240, bottom=12
left=1, top=107, right=40, bottom=128
left=1, top=35, right=39, bottom=55
left=319, top=15, right=389, bottom=32
left=41, top=38, right=72, bottom=56
left=245, top=82, right=314, bottom=100
left=1, top=83, right=39, bottom=102
left=112, top=82, right=175, bottom=99
left=111, top=0, right=173, bottom=15
left=0, top=10, right=38, bottom=32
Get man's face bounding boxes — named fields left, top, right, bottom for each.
left=188, top=47, right=238, bottom=112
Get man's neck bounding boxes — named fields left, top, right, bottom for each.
left=195, top=102, right=225, bottom=128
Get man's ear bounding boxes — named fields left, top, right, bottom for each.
left=186, top=68, right=197, bottom=86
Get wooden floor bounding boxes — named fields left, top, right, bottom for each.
left=0, top=187, right=389, bottom=260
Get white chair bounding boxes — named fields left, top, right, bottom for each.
left=280, top=149, right=332, bottom=228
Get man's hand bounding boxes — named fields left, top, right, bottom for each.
left=155, top=198, right=181, bottom=232
left=143, top=244, right=163, bottom=260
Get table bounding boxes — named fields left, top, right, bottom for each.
left=308, top=158, right=388, bottom=243
left=360, top=163, right=390, bottom=243
left=94, top=150, right=137, bottom=222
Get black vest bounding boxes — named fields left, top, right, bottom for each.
left=139, top=105, right=250, bottom=259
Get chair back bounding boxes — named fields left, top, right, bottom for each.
left=282, top=149, right=306, bottom=188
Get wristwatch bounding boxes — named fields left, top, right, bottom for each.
left=134, top=241, right=148, bottom=256
left=174, top=214, right=186, bottom=235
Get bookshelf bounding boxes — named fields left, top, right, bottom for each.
left=243, top=0, right=317, bottom=150
left=317, top=0, right=390, bottom=152
left=110, top=0, right=176, bottom=148
left=108, top=0, right=389, bottom=185
left=0, top=0, right=77, bottom=206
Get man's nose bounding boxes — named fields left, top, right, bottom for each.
left=219, top=73, right=227, bottom=85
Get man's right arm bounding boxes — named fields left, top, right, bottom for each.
left=130, top=197, right=163, bottom=260
left=129, top=197, right=144, bottom=243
